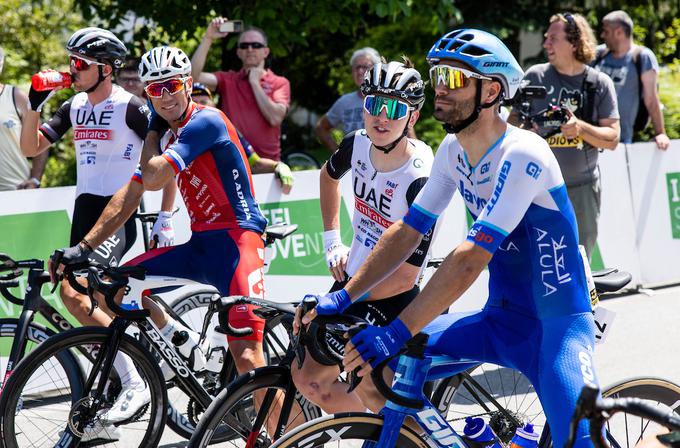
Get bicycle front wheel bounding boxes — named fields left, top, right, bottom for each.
left=268, top=413, right=428, bottom=448
left=600, top=377, right=680, bottom=448
left=189, top=365, right=321, bottom=447
left=0, top=326, right=167, bottom=448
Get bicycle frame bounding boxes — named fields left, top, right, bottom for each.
left=369, top=354, right=480, bottom=448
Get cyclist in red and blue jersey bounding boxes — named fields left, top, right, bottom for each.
left=51, top=46, right=270, bottom=381
left=302, top=30, right=600, bottom=448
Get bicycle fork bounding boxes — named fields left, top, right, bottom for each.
left=59, top=318, right=129, bottom=445
left=369, top=355, right=467, bottom=448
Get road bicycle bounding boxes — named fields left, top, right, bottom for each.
left=268, top=331, right=680, bottom=448
left=258, top=270, right=680, bottom=447
left=0, top=222, right=298, bottom=445
left=567, top=383, right=680, bottom=448
left=186, top=266, right=653, bottom=448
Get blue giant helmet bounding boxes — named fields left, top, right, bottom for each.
left=427, top=29, right=524, bottom=100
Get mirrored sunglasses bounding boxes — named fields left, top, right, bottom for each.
left=363, top=95, right=411, bottom=120
left=238, top=42, right=266, bottom=50
left=144, top=78, right=188, bottom=98
left=69, top=55, right=105, bottom=71
left=428, top=66, right=491, bottom=90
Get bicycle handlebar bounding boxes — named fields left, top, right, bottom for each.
left=566, top=385, right=680, bottom=448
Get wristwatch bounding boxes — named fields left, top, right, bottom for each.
left=29, top=177, right=41, bottom=187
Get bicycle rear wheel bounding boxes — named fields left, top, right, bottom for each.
left=0, top=327, right=167, bottom=448
left=0, top=318, right=83, bottom=395
left=600, top=377, right=680, bottom=448
left=266, top=413, right=428, bottom=448
left=432, top=363, right=547, bottom=444
left=162, top=290, right=293, bottom=440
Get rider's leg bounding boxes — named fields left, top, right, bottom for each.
left=530, top=312, right=599, bottom=448
left=60, top=278, right=113, bottom=326
left=291, top=348, right=365, bottom=413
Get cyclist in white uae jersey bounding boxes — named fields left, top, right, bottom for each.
left=293, top=59, right=435, bottom=416
left=20, top=28, right=174, bottom=442
left=334, top=30, right=599, bottom=448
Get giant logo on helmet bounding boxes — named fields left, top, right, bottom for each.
left=483, top=61, right=510, bottom=68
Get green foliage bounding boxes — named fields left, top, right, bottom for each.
left=0, top=0, right=84, bottom=84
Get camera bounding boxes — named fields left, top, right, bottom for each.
left=219, top=20, right=244, bottom=33
left=502, top=81, right=547, bottom=108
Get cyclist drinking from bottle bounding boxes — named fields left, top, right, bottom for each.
left=293, top=58, right=435, bottom=414
left=301, top=29, right=600, bottom=448
left=21, top=28, right=176, bottom=440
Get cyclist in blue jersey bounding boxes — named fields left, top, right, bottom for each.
left=301, top=29, right=599, bottom=448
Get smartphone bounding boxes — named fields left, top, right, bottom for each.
left=219, top=20, right=244, bottom=33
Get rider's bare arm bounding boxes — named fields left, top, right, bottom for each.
left=400, top=241, right=491, bottom=334
left=344, top=220, right=423, bottom=300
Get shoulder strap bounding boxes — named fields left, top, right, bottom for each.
left=582, top=67, right=599, bottom=123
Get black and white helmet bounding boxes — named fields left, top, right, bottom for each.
left=361, top=60, right=425, bottom=110
left=139, top=46, right=192, bottom=83
left=66, top=27, right=127, bottom=68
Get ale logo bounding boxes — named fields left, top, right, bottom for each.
left=667, top=173, right=680, bottom=239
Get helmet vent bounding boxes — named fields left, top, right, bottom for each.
left=461, top=45, right=491, bottom=57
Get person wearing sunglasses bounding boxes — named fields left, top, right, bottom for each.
left=302, top=29, right=605, bottom=448
left=508, top=13, right=619, bottom=261
left=52, top=45, right=278, bottom=421
left=191, top=17, right=290, bottom=162
left=292, top=58, right=435, bottom=418
left=191, top=82, right=294, bottom=193
left=19, top=28, right=177, bottom=442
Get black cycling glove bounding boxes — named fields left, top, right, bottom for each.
left=28, top=86, right=56, bottom=112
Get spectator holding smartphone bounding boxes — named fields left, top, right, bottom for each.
left=191, top=17, right=290, bottom=161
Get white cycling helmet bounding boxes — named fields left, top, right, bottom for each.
left=139, top=46, right=191, bottom=83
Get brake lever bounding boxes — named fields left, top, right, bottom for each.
left=346, top=367, right=364, bottom=393
left=49, top=250, right=65, bottom=293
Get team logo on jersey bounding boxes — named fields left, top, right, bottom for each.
left=353, top=177, right=392, bottom=217
left=480, top=162, right=490, bottom=174
left=485, top=160, right=511, bottom=215
left=386, top=180, right=398, bottom=189
left=413, top=158, right=424, bottom=168
left=74, top=128, right=112, bottom=140
left=526, top=162, right=542, bottom=180
left=459, top=180, right=487, bottom=211
left=535, top=227, right=572, bottom=296
left=123, top=143, right=134, bottom=160
left=356, top=159, right=368, bottom=171
left=75, top=109, right=114, bottom=127
left=3, top=119, right=16, bottom=129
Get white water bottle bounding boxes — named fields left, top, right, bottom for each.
left=205, top=326, right=228, bottom=373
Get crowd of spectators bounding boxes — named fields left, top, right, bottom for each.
left=0, top=11, right=673, bottom=256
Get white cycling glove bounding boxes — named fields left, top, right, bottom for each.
left=150, top=211, right=175, bottom=248
left=323, top=229, right=350, bottom=270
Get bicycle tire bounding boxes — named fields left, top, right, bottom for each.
left=0, top=326, right=167, bottom=448
left=282, top=151, right=321, bottom=171
left=267, top=413, right=428, bottom=448
left=188, top=365, right=322, bottom=447
left=162, top=290, right=293, bottom=440
left=0, top=318, right=84, bottom=397
left=598, top=377, right=680, bottom=448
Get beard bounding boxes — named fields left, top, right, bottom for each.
left=433, top=96, right=476, bottom=128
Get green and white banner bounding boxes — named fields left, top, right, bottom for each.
left=2, top=140, right=680, bottom=320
